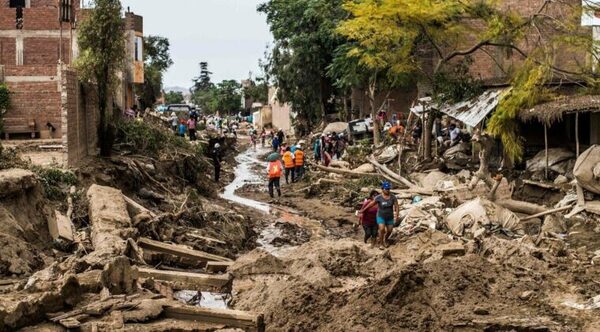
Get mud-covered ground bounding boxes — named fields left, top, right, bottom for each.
left=227, top=147, right=600, bottom=331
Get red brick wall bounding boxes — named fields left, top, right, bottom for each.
left=441, top=0, right=585, bottom=84
left=4, top=64, right=56, bottom=76
left=30, top=0, right=59, bottom=7
left=3, top=79, right=61, bottom=135
left=23, top=37, right=70, bottom=64
left=0, top=38, right=16, bottom=65
left=61, top=68, right=99, bottom=166
left=22, top=8, right=61, bottom=30
left=0, top=8, right=16, bottom=29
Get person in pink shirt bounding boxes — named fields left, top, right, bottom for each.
left=187, top=117, right=197, bottom=141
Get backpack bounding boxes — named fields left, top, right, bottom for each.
left=268, top=161, right=282, bottom=178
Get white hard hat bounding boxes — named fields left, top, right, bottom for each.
left=214, top=143, right=221, bottom=148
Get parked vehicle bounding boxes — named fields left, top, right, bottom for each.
left=347, top=118, right=373, bottom=142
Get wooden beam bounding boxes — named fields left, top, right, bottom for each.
left=520, top=205, right=573, bottom=221
left=136, top=267, right=232, bottom=292
left=576, top=111, right=580, bottom=157
left=206, top=261, right=234, bottom=273
left=137, top=238, right=232, bottom=264
left=544, top=124, right=549, bottom=180
left=163, top=305, right=265, bottom=332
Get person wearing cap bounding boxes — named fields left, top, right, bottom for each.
left=169, top=112, right=179, bottom=133
left=294, top=145, right=305, bottom=181
left=359, top=181, right=398, bottom=249
left=212, top=143, right=222, bottom=182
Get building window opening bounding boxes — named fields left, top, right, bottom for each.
left=9, top=0, right=26, bottom=7
left=134, top=36, right=143, bottom=62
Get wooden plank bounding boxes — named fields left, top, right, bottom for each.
left=123, top=195, right=157, bottom=218
left=138, top=237, right=232, bottom=263
left=520, top=205, right=573, bottom=221
left=163, top=305, right=265, bottom=332
left=206, top=261, right=234, bottom=273
left=48, top=210, right=74, bottom=242
left=187, top=233, right=227, bottom=245
left=576, top=184, right=586, bottom=207
left=136, top=267, right=232, bottom=292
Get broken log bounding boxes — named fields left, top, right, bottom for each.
left=495, top=200, right=547, bottom=216
left=137, top=238, right=232, bottom=265
left=520, top=205, right=574, bottom=221
left=368, top=158, right=416, bottom=188
left=136, top=267, right=232, bottom=292
left=522, top=180, right=561, bottom=191
left=163, top=305, right=265, bottom=332
left=314, top=164, right=379, bottom=178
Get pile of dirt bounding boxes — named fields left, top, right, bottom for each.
left=0, top=169, right=55, bottom=277
left=232, top=235, right=600, bottom=331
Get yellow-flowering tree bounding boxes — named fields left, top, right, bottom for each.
left=336, top=0, right=597, bottom=161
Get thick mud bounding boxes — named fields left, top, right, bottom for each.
left=219, top=147, right=600, bottom=332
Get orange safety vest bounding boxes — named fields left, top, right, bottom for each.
left=282, top=151, right=295, bottom=168
left=295, top=150, right=305, bottom=166
left=268, top=161, right=282, bottom=178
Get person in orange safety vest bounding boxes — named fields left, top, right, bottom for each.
left=282, top=146, right=295, bottom=184
left=294, top=145, right=305, bottom=181
left=267, top=158, right=283, bottom=198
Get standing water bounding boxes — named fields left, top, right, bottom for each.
left=220, top=147, right=271, bottom=213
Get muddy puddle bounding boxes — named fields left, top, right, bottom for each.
left=174, top=290, right=230, bottom=309
left=221, top=147, right=326, bottom=256
left=220, top=147, right=271, bottom=213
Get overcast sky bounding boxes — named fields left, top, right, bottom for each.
left=121, top=0, right=272, bottom=89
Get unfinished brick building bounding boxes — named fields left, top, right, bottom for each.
left=0, top=0, right=144, bottom=165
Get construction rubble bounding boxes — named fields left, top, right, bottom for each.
left=0, top=119, right=599, bottom=331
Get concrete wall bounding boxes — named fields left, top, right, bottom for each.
left=61, top=68, right=99, bottom=166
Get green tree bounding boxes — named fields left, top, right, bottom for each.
left=258, top=0, right=347, bottom=132
left=139, top=35, right=173, bottom=109
left=214, top=80, right=242, bottom=115
left=192, top=62, right=213, bottom=92
left=0, top=84, right=9, bottom=136
left=164, top=91, right=185, bottom=105
left=76, top=0, right=126, bottom=157
left=243, top=78, right=268, bottom=105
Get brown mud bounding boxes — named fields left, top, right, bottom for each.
left=226, top=148, right=600, bottom=332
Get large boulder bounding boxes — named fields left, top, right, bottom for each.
left=323, top=122, right=349, bottom=135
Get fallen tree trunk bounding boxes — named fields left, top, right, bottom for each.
left=520, top=205, right=574, bottom=221
left=495, top=199, right=547, bottom=216
left=368, top=158, right=416, bottom=188
left=314, top=164, right=379, bottom=178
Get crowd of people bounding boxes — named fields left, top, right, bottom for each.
left=265, top=129, right=307, bottom=199
left=312, top=131, right=347, bottom=166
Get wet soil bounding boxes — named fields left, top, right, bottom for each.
left=218, top=144, right=600, bottom=332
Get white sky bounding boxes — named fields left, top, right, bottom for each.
left=121, top=0, right=272, bottom=88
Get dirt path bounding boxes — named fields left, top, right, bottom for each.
left=220, top=144, right=360, bottom=257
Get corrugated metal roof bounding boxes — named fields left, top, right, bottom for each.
left=410, top=89, right=506, bottom=127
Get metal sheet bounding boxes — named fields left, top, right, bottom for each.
left=439, top=89, right=504, bottom=127
left=409, top=90, right=505, bottom=127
